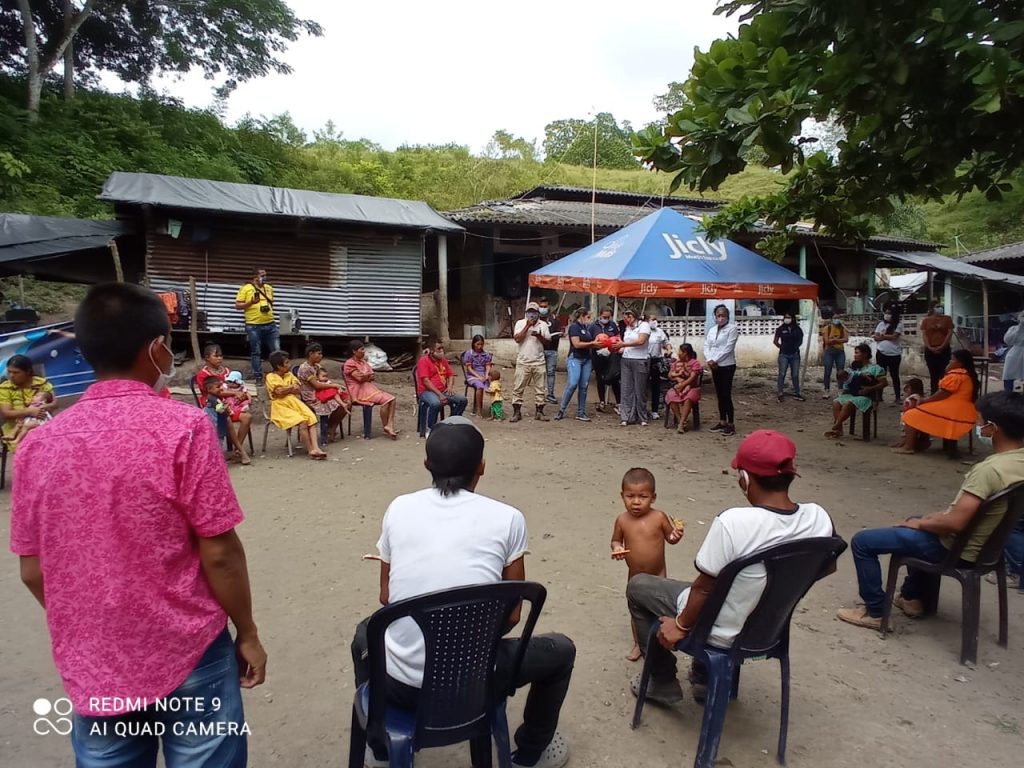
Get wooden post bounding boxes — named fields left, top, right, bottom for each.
left=438, top=235, right=450, bottom=345
left=982, top=279, right=990, bottom=359
left=927, top=271, right=934, bottom=305
left=683, top=299, right=691, bottom=343
left=188, top=276, right=201, bottom=364
left=108, top=240, right=124, bottom=282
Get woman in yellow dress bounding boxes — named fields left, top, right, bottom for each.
left=894, top=349, right=978, bottom=455
left=265, top=351, right=326, bottom=460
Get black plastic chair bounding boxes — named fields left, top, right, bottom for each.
left=348, top=581, right=547, bottom=768
left=632, top=536, right=847, bottom=768
left=188, top=374, right=254, bottom=454
left=881, top=480, right=1024, bottom=665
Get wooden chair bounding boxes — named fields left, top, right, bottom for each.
left=848, top=388, right=881, bottom=441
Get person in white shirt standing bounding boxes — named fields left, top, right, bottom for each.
left=511, top=302, right=553, bottom=422
left=613, top=309, right=652, bottom=427
left=872, top=304, right=904, bottom=403
left=645, top=313, right=671, bottom=419
left=625, top=430, right=837, bottom=704
left=351, top=416, right=576, bottom=768
left=704, top=304, right=740, bottom=435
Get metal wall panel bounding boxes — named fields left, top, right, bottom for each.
left=146, top=228, right=421, bottom=337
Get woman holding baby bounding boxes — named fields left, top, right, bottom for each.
left=824, top=343, right=888, bottom=438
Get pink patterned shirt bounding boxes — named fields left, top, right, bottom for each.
left=9, top=379, right=244, bottom=715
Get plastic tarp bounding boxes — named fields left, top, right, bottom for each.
left=529, top=207, right=818, bottom=299
left=0, top=214, right=127, bottom=263
left=868, top=248, right=1024, bottom=289
left=99, top=172, right=463, bottom=233
left=0, top=320, right=95, bottom=397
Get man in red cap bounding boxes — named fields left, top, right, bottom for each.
left=626, top=430, right=836, bottom=703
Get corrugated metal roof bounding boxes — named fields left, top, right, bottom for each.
left=447, top=199, right=713, bottom=229
left=868, top=248, right=1024, bottom=288
left=100, top=172, right=463, bottom=233
left=959, top=240, right=1024, bottom=264
left=513, top=184, right=722, bottom=208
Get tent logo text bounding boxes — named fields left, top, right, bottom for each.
left=662, top=233, right=728, bottom=261
left=593, top=239, right=624, bottom=259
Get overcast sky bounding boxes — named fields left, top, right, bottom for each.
left=140, top=0, right=737, bottom=152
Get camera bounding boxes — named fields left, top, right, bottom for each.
left=260, top=304, right=271, bottom=314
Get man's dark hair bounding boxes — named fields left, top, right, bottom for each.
left=978, top=391, right=1024, bottom=441
left=622, top=467, right=656, bottom=492
left=202, top=343, right=221, bottom=359
left=425, top=418, right=485, bottom=496
left=6, top=354, right=33, bottom=375
left=854, top=342, right=872, bottom=357
left=749, top=473, right=796, bottom=492
left=74, top=283, right=170, bottom=374
left=203, top=377, right=220, bottom=392
left=305, top=341, right=323, bottom=356
left=269, top=350, right=288, bottom=369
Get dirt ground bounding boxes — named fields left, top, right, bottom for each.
left=2, top=364, right=1023, bottom=767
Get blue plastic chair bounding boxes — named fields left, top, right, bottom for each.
left=631, top=536, right=847, bottom=768
left=348, top=581, right=547, bottom=768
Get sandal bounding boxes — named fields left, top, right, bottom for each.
left=512, top=731, right=569, bottom=768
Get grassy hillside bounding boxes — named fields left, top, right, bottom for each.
left=0, top=78, right=1020, bottom=255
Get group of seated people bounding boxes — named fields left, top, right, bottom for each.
left=825, top=343, right=981, bottom=457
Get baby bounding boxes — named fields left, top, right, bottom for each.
left=314, top=369, right=350, bottom=411
left=4, top=390, right=53, bottom=447
left=892, top=377, right=927, bottom=449
left=222, top=370, right=251, bottom=414
left=486, top=368, right=504, bottom=420
left=611, top=467, right=684, bottom=661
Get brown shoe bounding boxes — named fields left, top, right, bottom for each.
left=893, top=595, right=925, bottom=618
left=836, top=606, right=882, bottom=630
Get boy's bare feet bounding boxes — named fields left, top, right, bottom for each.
left=626, top=645, right=642, bottom=662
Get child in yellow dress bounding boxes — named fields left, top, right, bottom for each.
left=486, top=368, right=504, bottom=420
left=265, top=351, right=326, bottom=460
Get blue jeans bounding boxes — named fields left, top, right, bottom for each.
left=851, top=527, right=949, bottom=616
left=419, top=390, right=468, bottom=431
left=777, top=352, right=800, bottom=396
left=245, top=322, right=280, bottom=382
left=71, top=629, right=246, bottom=768
left=1006, top=523, right=1024, bottom=583
left=544, top=349, right=558, bottom=399
left=823, top=347, right=845, bottom=391
left=559, top=356, right=592, bottom=416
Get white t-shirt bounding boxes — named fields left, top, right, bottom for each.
left=376, top=488, right=529, bottom=686
left=874, top=321, right=904, bottom=356
left=622, top=321, right=652, bottom=360
left=513, top=319, right=551, bottom=365
left=647, top=327, right=669, bottom=357
left=676, top=502, right=834, bottom=648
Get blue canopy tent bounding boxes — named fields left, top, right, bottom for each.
left=528, top=208, right=817, bottom=300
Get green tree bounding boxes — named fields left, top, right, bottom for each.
left=632, top=0, right=1024, bottom=249
left=652, top=81, right=689, bottom=115
left=483, top=129, right=538, bottom=163
left=0, top=1, right=322, bottom=120
left=543, top=112, right=638, bottom=169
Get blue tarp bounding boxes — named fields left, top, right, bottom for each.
left=0, top=321, right=95, bottom=398
left=529, top=208, right=817, bottom=299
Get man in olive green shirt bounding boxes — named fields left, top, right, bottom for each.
left=837, top=390, right=1024, bottom=629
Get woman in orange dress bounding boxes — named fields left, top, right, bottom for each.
left=342, top=340, right=398, bottom=439
left=893, top=349, right=979, bottom=454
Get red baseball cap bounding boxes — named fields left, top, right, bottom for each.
left=731, top=430, right=799, bottom=477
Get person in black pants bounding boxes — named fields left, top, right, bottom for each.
left=872, top=305, right=904, bottom=402
left=704, top=304, right=739, bottom=435
left=592, top=308, right=621, bottom=412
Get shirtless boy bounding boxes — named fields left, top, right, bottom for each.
left=611, top=467, right=684, bottom=660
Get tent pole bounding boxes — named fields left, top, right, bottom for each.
left=982, top=280, right=990, bottom=359
left=640, top=297, right=648, bottom=317
left=526, top=286, right=531, bottom=307
left=109, top=240, right=124, bottom=282
left=555, top=291, right=566, bottom=315
left=613, top=296, right=618, bottom=321
left=803, top=300, right=818, bottom=385
left=683, top=299, right=690, bottom=343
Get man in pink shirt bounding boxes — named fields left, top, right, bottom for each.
left=415, top=340, right=467, bottom=435
left=10, top=283, right=266, bottom=768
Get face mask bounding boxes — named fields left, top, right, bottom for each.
left=832, top=319, right=842, bottom=326
left=149, top=338, right=175, bottom=393
left=649, top=320, right=658, bottom=329
left=976, top=424, right=993, bottom=447
left=600, top=317, right=611, bottom=325
left=784, top=318, right=793, bottom=325
left=539, top=308, right=549, bottom=317
left=884, top=313, right=892, bottom=322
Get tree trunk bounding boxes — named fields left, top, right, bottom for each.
left=63, top=0, right=75, bottom=100
left=16, top=0, right=41, bottom=121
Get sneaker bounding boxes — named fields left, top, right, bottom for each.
left=629, top=671, right=684, bottom=705
left=777, top=394, right=784, bottom=402
left=640, top=421, right=649, bottom=427
left=651, top=411, right=660, bottom=420
left=709, top=423, right=725, bottom=433
left=822, top=390, right=832, bottom=399
left=836, top=606, right=882, bottom=630
left=985, top=571, right=1021, bottom=588
left=575, top=414, right=591, bottom=422
left=620, top=420, right=628, bottom=427
left=721, top=425, right=736, bottom=436
left=794, top=394, right=806, bottom=402
left=614, top=406, right=621, bottom=417
left=364, top=746, right=388, bottom=768
left=596, top=402, right=606, bottom=413
left=893, top=595, right=925, bottom=618
left=511, top=731, right=570, bottom=768
left=553, top=411, right=565, bottom=421
left=545, top=395, right=558, bottom=405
